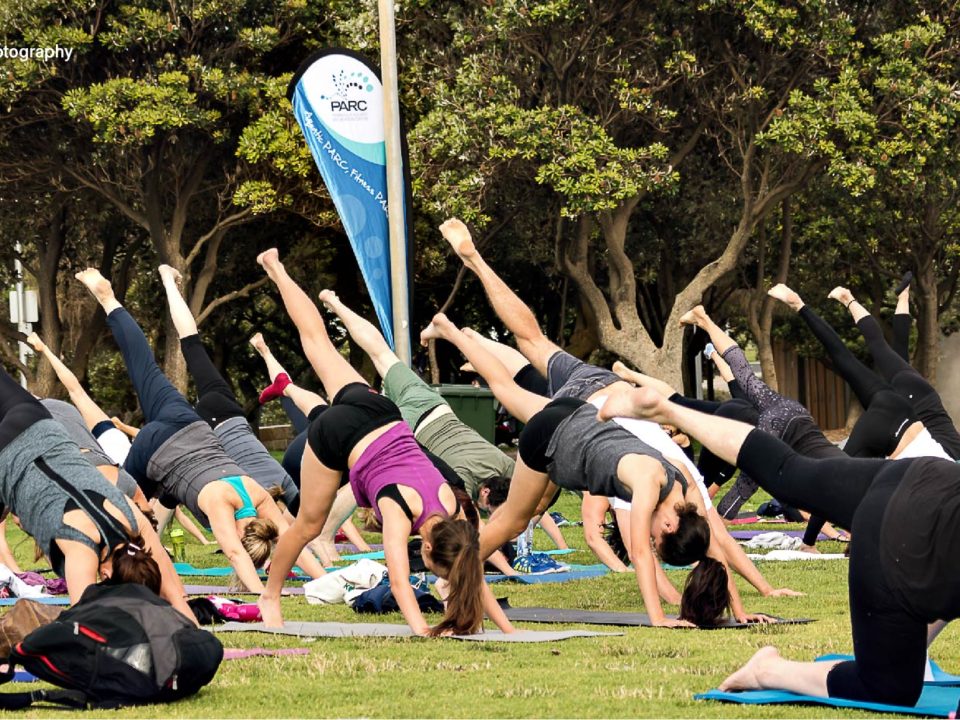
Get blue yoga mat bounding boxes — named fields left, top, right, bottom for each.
left=696, top=685, right=960, bottom=717
left=817, top=654, right=960, bottom=686
left=0, top=596, right=70, bottom=606
left=483, top=564, right=609, bottom=585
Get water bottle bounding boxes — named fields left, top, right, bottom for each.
left=170, top=528, right=186, bottom=563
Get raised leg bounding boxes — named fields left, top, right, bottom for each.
left=439, top=218, right=559, bottom=375
left=257, top=249, right=365, bottom=400
left=421, top=313, right=549, bottom=424
left=319, top=289, right=401, bottom=379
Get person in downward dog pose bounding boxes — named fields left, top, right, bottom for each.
left=423, top=312, right=774, bottom=628
left=158, top=265, right=302, bottom=511
left=436, top=217, right=798, bottom=602
left=76, top=268, right=323, bottom=592
left=0, top=364, right=194, bottom=618
left=254, top=248, right=513, bottom=636
left=597, top=385, right=960, bottom=708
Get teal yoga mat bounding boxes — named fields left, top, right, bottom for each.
left=337, top=548, right=577, bottom=563
left=173, top=563, right=310, bottom=580
left=817, top=654, right=960, bottom=686
left=696, top=685, right=960, bottom=717
left=480, top=564, right=609, bottom=585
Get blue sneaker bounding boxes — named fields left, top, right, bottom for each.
left=549, top=511, right=572, bottom=527
left=512, top=552, right=569, bottom=574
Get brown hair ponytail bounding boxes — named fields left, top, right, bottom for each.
left=426, top=518, right=484, bottom=637
left=678, top=556, right=730, bottom=627
left=110, top=535, right=162, bottom=594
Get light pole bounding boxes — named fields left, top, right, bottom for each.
left=378, top=0, right=411, bottom=366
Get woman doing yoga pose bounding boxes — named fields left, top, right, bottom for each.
left=599, top=386, right=960, bottom=707
left=254, top=249, right=513, bottom=636
left=76, top=269, right=323, bottom=592
left=0, top=365, right=193, bottom=617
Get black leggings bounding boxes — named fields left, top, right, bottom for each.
left=0, top=370, right=51, bottom=452
left=892, top=313, right=911, bottom=363
left=799, top=307, right=915, bottom=458
left=715, top=346, right=813, bottom=518
left=180, top=335, right=245, bottom=427
left=857, top=315, right=960, bottom=459
left=737, top=430, right=927, bottom=706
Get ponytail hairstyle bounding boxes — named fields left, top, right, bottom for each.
left=452, top=487, right=479, bottom=530
left=109, top=535, right=162, bottom=594
left=266, top=485, right=285, bottom=511
left=425, top=518, right=484, bottom=637
left=240, top=519, right=279, bottom=569
left=604, top=512, right=630, bottom=565
left=657, top=502, right=711, bottom=567
left=679, top=557, right=731, bottom=627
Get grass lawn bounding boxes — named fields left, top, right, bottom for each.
left=4, top=490, right=955, bottom=718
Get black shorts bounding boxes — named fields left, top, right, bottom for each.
left=517, top=397, right=585, bottom=472
left=307, top=383, right=402, bottom=471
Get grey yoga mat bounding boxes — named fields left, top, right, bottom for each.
left=214, top=621, right=621, bottom=642
left=499, top=601, right=812, bottom=629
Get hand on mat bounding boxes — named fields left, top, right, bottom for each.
left=652, top=617, right=696, bottom=629
left=258, top=594, right=284, bottom=628
left=764, top=587, right=804, bottom=598
left=739, top=612, right=777, bottom=624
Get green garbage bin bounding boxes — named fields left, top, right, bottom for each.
left=434, top=384, right=497, bottom=444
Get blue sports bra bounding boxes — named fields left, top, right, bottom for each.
left=223, top=476, right=258, bottom=520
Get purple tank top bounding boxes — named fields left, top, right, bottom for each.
left=349, top=422, right=450, bottom=532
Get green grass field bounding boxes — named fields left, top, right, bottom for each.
left=4, top=490, right=956, bottom=718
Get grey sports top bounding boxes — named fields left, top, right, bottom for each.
left=214, top=416, right=298, bottom=507
left=0, top=417, right=138, bottom=576
left=146, top=420, right=245, bottom=528
left=41, top=399, right=139, bottom=499
left=546, top=403, right=684, bottom=502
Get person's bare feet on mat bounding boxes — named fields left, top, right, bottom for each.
left=719, top=646, right=781, bottom=691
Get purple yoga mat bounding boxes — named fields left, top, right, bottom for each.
left=335, top=543, right=383, bottom=553
left=223, top=648, right=310, bottom=660
left=184, top=584, right=305, bottom=596
left=729, top=530, right=828, bottom=541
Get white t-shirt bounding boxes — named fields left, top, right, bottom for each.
left=893, top=427, right=953, bottom=461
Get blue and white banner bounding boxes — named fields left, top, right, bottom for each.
left=288, top=48, right=410, bottom=349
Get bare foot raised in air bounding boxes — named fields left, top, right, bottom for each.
left=679, top=305, right=708, bottom=329
left=25, top=332, right=45, bottom=354
left=719, top=646, right=781, bottom=692
left=420, top=313, right=455, bottom=346
left=767, top=283, right=804, bottom=312
left=158, top=264, right=182, bottom=285
left=318, top=289, right=341, bottom=312
left=256, top=248, right=282, bottom=282
left=76, top=268, right=122, bottom=313
left=597, top=386, right=668, bottom=423
left=439, top=219, right=477, bottom=263
left=828, top=286, right=855, bottom=307
left=249, top=332, right=268, bottom=355
left=612, top=360, right=644, bottom=386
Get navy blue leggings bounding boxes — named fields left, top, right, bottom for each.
left=107, top=308, right=199, bottom=490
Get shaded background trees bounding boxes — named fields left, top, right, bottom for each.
left=2, top=0, right=958, bottom=427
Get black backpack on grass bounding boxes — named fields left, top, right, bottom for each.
left=0, top=582, right=223, bottom=710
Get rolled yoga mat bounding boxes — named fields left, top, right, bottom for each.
left=214, top=621, right=622, bottom=643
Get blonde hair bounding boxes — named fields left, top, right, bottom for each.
left=240, top=518, right=279, bottom=569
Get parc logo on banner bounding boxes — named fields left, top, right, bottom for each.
left=289, top=49, right=409, bottom=349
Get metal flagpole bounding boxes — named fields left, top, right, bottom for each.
left=377, top=0, right=411, bottom=366
left=13, top=241, right=29, bottom=388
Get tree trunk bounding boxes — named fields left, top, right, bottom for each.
left=33, top=194, right=68, bottom=397
left=915, top=258, right=940, bottom=382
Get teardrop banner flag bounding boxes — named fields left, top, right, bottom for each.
left=288, top=48, right=411, bottom=349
